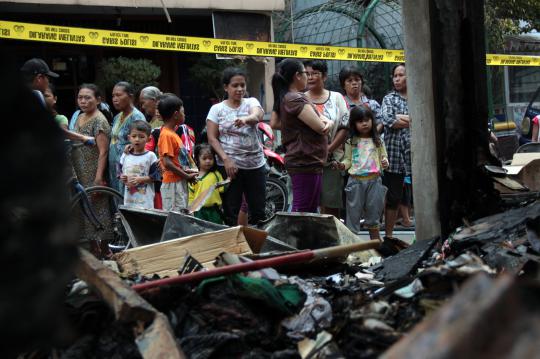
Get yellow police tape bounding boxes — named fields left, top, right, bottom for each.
left=1, top=20, right=539, bottom=66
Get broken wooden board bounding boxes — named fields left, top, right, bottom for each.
left=373, top=237, right=439, bottom=283
left=115, top=226, right=267, bottom=278
left=492, top=176, right=528, bottom=192
left=382, top=273, right=540, bottom=359
left=450, top=201, right=540, bottom=245
left=135, top=312, right=185, bottom=359
left=76, top=248, right=156, bottom=323
left=76, top=248, right=186, bottom=358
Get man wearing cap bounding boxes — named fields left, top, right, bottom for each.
left=21, top=58, right=95, bottom=144
left=21, top=58, right=59, bottom=107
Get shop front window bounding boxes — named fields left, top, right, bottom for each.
left=508, top=66, right=540, bottom=104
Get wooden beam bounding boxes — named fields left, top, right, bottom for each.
left=76, top=248, right=156, bottom=323
left=76, top=249, right=186, bottom=358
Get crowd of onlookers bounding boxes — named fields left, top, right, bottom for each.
left=23, top=56, right=413, bottom=241
left=268, top=59, right=412, bottom=241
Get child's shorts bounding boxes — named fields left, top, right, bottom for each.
left=161, top=181, right=188, bottom=212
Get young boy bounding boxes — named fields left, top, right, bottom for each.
left=157, top=94, right=198, bottom=212
left=119, top=120, right=160, bottom=209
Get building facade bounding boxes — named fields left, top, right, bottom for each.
left=1, top=0, right=284, bottom=133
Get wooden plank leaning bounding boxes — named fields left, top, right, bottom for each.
left=76, top=248, right=186, bottom=359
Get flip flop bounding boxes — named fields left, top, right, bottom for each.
left=396, top=219, right=415, bottom=228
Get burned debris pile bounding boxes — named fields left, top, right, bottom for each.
left=61, top=295, right=142, bottom=359
left=23, top=202, right=540, bottom=358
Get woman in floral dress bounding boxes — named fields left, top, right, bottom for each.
left=71, top=84, right=111, bottom=247
left=108, top=81, right=146, bottom=193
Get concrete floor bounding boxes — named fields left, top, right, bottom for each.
left=357, top=229, right=416, bottom=244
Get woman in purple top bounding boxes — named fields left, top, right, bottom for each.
left=271, top=58, right=333, bottom=213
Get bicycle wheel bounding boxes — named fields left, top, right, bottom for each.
left=263, top=177, right=289, bottom=222
left=71, top=186, right=130, bottom=252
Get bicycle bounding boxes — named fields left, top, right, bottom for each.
left=258, top=122, right=290, bottom=222
left=264, top=174, right=289, bottom=222
left=67, top=141, right=129, bottom=255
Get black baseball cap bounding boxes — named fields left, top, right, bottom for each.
left=20, top=58, right=59, bottom=78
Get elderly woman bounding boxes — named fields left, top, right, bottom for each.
left=381, top=63, right=411, bottom=240
left=139, top=86, right=163, bottom=129
left=339, top=65, right=383, bottom=133
left=304, top=60, right=349, bottom=217
left=139, top=86, right=165, bottom=208
left=108, top=81, right=146, bottom=193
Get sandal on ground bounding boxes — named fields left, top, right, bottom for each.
left=396, top=219, right=415, bottom=228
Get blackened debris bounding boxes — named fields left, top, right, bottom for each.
left=374, top=237, right=439, bottom=283
left=159, top=278, right=302, bottom=358
left=60, top=295, right=141, bottom=359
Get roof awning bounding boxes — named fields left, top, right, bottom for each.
left=505, top=34, right=540, bottom=53
left=1, top=0, right=285, bottom=14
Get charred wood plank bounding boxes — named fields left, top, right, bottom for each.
left=383, top=274, right=540, bottom=358
left=373, top=237, right=439, bottom=283
left=77, top=248, right=156, bottom=323
left=76, top=249, right=186, bottom=359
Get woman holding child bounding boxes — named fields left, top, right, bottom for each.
left=206, top=67, right=266, bottom=226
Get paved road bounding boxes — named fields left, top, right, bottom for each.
left=357, top=229, right=416, bottom=244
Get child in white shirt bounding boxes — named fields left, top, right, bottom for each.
left=119, top=120, right=160, bottom=209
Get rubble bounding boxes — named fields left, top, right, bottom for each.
left=298, top=331, right=342, bottom=359
left=132, top=200, right=540, bottom=357
left=60, top=312, right=142, bottom=359
left=47, top=249, right=185, bottom=358
left=146, top=278, right=303, bottom=358
left=382, top=274, right=540, bottom=359
left=373, top=236, right=439, bottom=283
left=116, top=226, right=266, bottom=278
left=129, top=239, right=380, bottom=292
left=446, top=201, right=540, bottom=273
left=502, top=153, right=540, bottom=192
left=263, top=212, right=379, bottom=261
left=28, top=199, right=540, bottom=358
left=119, top=207, right=295, bottom=251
